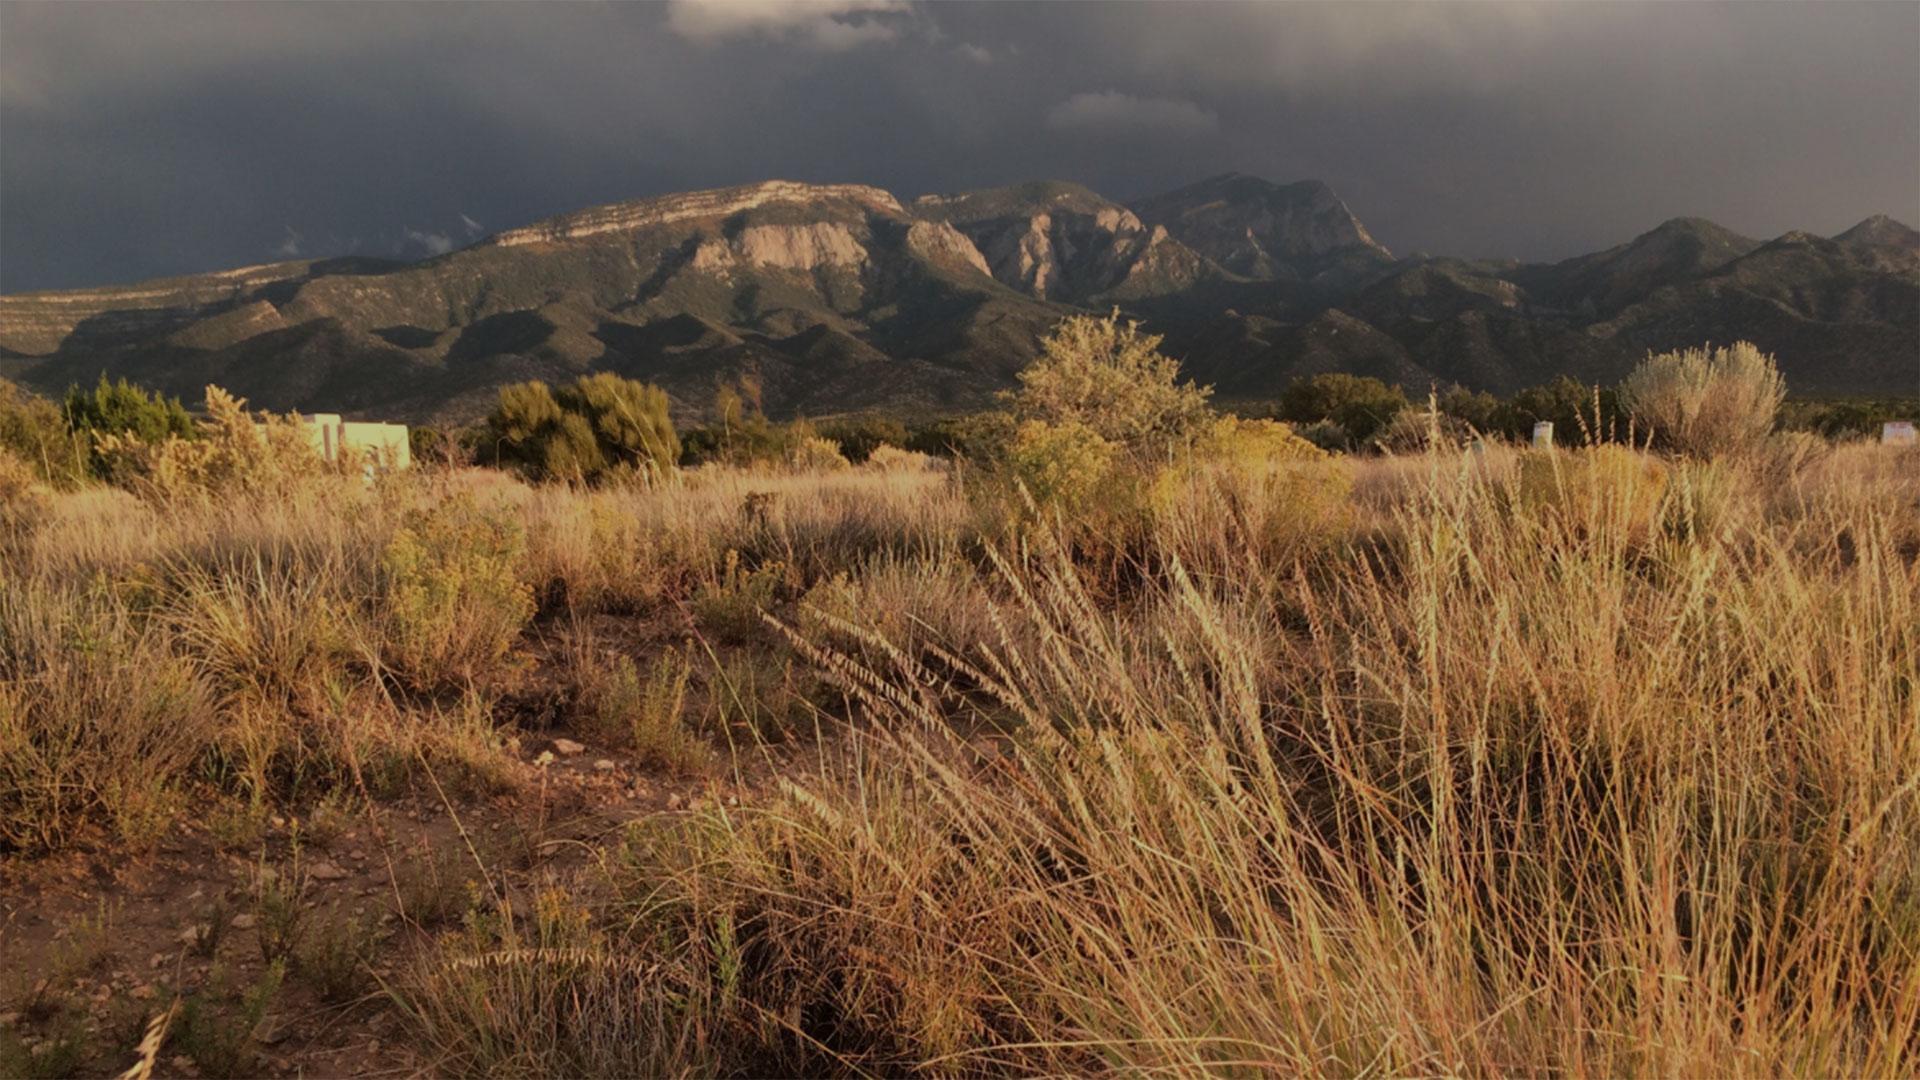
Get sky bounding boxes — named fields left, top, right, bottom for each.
left=2, top=0, right=1916, bottom=293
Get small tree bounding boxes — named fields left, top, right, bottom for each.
left=1621, top=342, right=1785, bottom=458
left=1276, top=374, right=1409, bottom=444
left=1008, top=311, right=1210, bottom=459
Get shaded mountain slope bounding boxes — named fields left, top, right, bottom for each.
left=3, top=178, right=1913, bottom=421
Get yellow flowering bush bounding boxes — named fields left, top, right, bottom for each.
left=380, top=496, right=535, bottom=689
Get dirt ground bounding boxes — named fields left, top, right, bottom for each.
left=0, top=614, right=816, bottom=1078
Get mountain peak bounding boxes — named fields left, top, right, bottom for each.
left=1527, top=216, right=1758, bottom=317
left=1133, top=173, right=1390, bottom=278
left=1834, top=213, right=1920, bottom=252
left=1636, top=217, right=1756, bottom=249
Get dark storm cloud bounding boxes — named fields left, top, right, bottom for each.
left=2, top=1, right=1915, bottom=292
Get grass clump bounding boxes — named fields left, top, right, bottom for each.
left=581, top=647, right=710, bottom=775
left=0, top=584, right=213, bottom=854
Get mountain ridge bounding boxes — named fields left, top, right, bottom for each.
left=2, top=175, right=1914, bottom=423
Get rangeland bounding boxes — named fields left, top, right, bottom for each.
left=1, top=328, right=1916, bottom=1077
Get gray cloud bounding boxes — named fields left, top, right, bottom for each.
left=1046, top=91, right=1218, bottom=136
left=2, top=1, right=1914, bottom=292
left=664, top=1, right=913, bottom=51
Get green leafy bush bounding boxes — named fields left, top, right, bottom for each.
left=1497, top=375, right=1624, bottom=444
left=62, top=374, right=195, bottom=476
left=1294, top=418, right=1353, bottom=452
left=1277, top=373, right=1410, bottom=444
left=488, top=374, right=678, bottom=483
left=1435, top=385, right=1504, bottom=434
left=1777, top=397, right=1917, bottom=439
left=905, top=412, right=1015, bottom=461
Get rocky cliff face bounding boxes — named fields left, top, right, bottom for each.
left=3, top=175, right=1913, bottom=422
left=1133, top=173, right=1392, bottom=280
left=912, top=182, right=1210, bottom=302
left=488, top=180, right=904, bottom=247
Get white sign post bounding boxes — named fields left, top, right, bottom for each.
left=1532, top=421, right=1554, bottom=449
left=1883, top=421, right=1916, bottom=446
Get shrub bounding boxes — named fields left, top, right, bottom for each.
left=1620, top=341, right=1785, bottom=457
left=1370, top=407, right=1477, bottom=454
left=904, top=412, right=1015, bottom=461
left=1779, top=397, right=1920, bottom=439
left=379, top=496, right=535, bottom=689
left=0, top=379, right=86, bottom=488
left=1186, top=415, right=1324, bottom=466
left=557, top=373, right=680, bottom=474
left=1436, top=385, right=1503, bottom=434
left=1008, top=311, right=1210, bottom=458
left=0, top=448, right=50, bottom=531
left=1294, top=418, right=1353, bottom=452
left=1004, top=419, right=1116, bottom=514
left=1153, top=417, right=1350, bottom=570
left=409, top=425, right=473, bottom=467
left=864, top=444, right=938, bottom=473
left=487, top=375, right=677, bottom=483
left=62, top=374, right=195, bottom=476
left=1495, top=375, right=1624, bottom=444
left=786, top=434, right=850, bottom=473
left=818, top=416, right=909, bottom=463
left=95, top=385, right=330, bottom=498
left=1276, top=373, right=1409, bottom=443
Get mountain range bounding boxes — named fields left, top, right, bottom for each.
left=2, top=174, right=1914, bottom=424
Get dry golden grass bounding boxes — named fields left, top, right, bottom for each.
left=414, top=440, right=1918, bottom=1077
left=5, top=430, right=1916, bottom=1076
